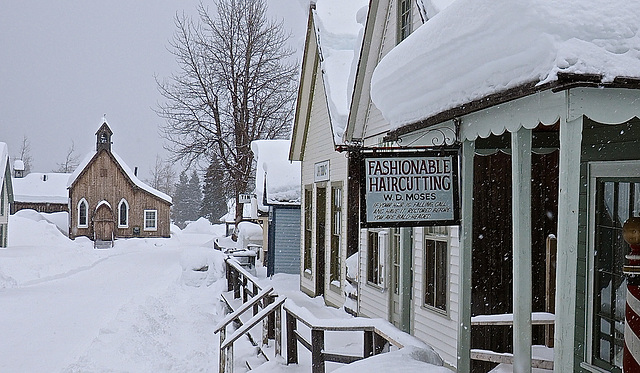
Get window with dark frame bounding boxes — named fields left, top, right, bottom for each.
left=118, top=200, right=128, bottom=227
left=398, top=0, right=412, bottom=42
left=304, top=186, right=313, bottom=274
left=78, top=200, right=88, bottom=227
left=367, top=230, right=383, bottom=286
left=330, top=186, right=342, bottom=284
left=424, top=226, right=448, bottom=312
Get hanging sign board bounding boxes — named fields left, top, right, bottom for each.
left=361, top=149, right=460, bottom=227
left=239, top=193, right=252, bottom=204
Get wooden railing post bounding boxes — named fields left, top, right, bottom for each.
left=253, top=283, right=259, bottom=316
left=219, top=344, right=226, bottom=373
left=286, top=310, right=298, bottom=364
left=311, top=329, right=325, bottom=373
left=275, top=304, right=282, bottom=357
left=242, top=276, right=248, bottom=303
left=267, top=295, right=276, bottom=339
left=228, top=344, right=234, bottom=373
left=233, top=270, right=240, bottom=299
left=364, top=330, right=373, bottom=357
left=226, top=261, right=233, bottom=292
left=373, top=332, right=386, bottom=355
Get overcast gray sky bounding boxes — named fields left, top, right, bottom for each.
left=0, top=0, right=308, bottom=180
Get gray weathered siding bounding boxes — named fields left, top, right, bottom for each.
left=273, top=207, right=301, bottom=275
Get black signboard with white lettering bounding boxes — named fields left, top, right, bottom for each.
left=360, top=149, right=460, bottom=228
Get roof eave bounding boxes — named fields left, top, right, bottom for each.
left=384, top=74, right=640, bottom=142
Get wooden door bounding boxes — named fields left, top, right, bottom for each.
left=93, top=203, right=115, bottom=241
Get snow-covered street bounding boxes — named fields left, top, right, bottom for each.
left=0, top=214, right=229, bottom=372
left=0, top=212, right=450, bottom=373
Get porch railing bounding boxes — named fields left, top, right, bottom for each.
left=216, top=258, right=282, bottom=373
left=218, top=257, right=431, bottom=373
left=284, top=302, right=409, bottom=373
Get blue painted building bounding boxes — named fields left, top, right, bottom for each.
left=251, top=140, right=301, bottom=276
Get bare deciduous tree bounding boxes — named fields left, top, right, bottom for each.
left=55, top=141, right=80, bottom=173
left=145, top=155, right=176, bottom=197
left=17, top=135, right=33, bottom=174
left=156, top=0, right=297, bottom=222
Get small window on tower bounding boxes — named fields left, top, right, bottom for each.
left=100, top=168, right=107, bottom=177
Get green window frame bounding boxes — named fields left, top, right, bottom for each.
left=330, top=185, right=342, bottom=284
left=304, top=186, right=313, bottom=275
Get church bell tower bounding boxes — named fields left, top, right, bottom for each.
left=95, top=119, right=113, bottom=152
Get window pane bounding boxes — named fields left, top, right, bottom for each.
left=368, top=231, right=379, bottom=285
left=435, top=241, right=447, bottom=310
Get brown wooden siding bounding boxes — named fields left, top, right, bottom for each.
left=69, top=150, right=171, bottom=240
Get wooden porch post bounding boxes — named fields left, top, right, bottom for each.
left=457, top=139, right=474, bottom=372
left=554, top=115, right=582, bottom=371
left=512, top=128, right=533, bottom=373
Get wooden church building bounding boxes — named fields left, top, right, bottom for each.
left=68, top=121, right=172, bottom=243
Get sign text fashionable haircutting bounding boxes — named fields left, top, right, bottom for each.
left=360, top=148, right=460, bottom=228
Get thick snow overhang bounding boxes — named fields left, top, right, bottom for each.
left=386, top=74, right=640, bottom=142
left=251, top=140, right=301, bottom=212
left=290, top=0, right=367, bottom=160
left=372, top=0, right=640, bottom=140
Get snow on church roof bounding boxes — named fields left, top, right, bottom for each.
left=313, top=0, right=368, bottom=144
left=371, top=0, right=640, bottom=130
left=68, top=150, right=172, bottom=204
left=13, top=173, right=71, bottom=204
left=251, top=140, right=301, bottom=211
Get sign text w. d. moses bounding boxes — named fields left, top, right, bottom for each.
left=362, top=152, right=459, bottom=227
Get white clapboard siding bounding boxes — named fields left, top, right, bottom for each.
left=300, top=54, right=349, bottom=302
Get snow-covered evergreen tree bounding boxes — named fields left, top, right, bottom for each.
left=171, top=170, right=190, bottom=227
left=172, top=170, right=203, bottom=228
left=185, top=170, right=203, bottom=223
left=201, top=161, right=228, bottom=224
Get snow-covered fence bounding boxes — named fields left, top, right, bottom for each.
left=284, top=301, right=414, bottom=373
left=217, top=258, right=282, bottom=372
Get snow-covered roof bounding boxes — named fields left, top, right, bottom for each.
left=313, top=0, right=368, bottom=144
left=12, top=173, right=70, bottom=204
left=371, top=0, right=640, bottom=130
left=251, top=140, right=301, bottom=211
left=13, top=159, right=24, bottom=171
left=417, top=0, right=455, bottom=20
left=220, top=198, right=254, bottom=223
left=68, top=150, right=172, bottom=204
